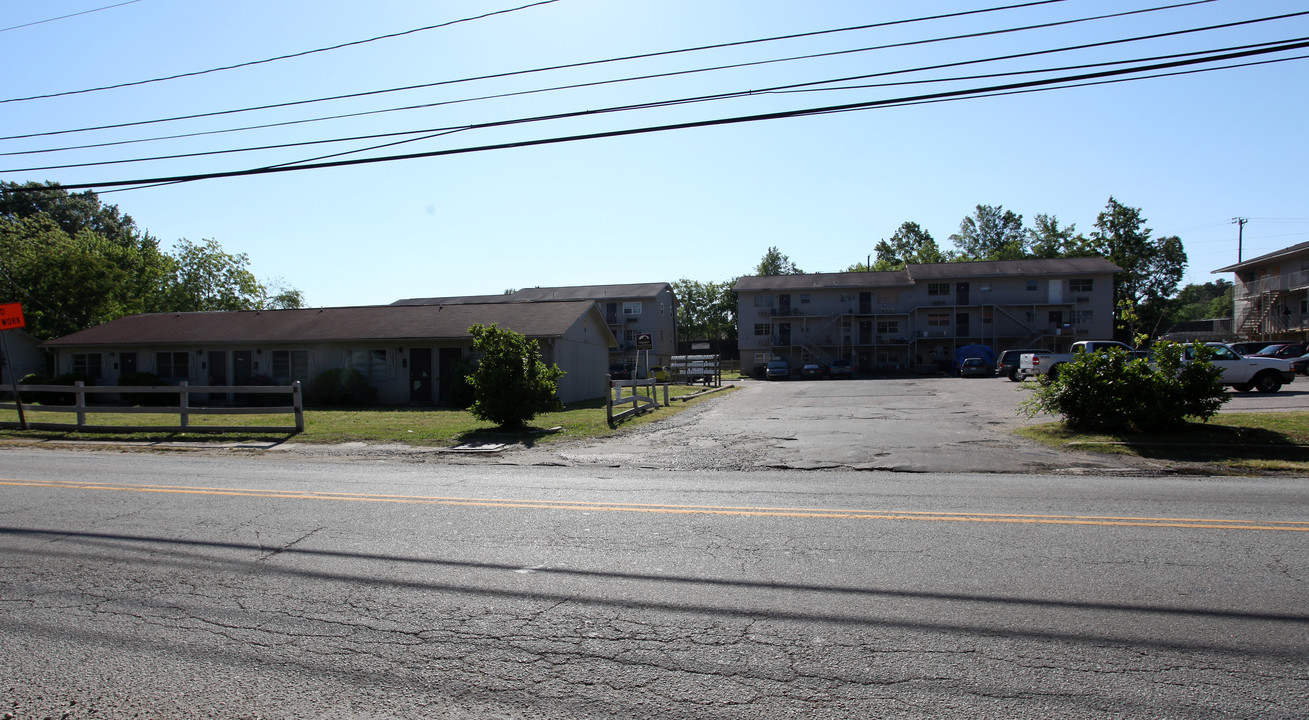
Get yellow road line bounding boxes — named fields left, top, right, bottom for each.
left=3, top=478, right=1307, bottom=531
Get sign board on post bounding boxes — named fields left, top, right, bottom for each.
left=0, top=302, right=27, bottom=429
left=635, top=333, right=653, bottom=351
left=0, top=303, right=25, bottom=330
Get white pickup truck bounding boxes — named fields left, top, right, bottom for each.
left=1018, top=340, right=1139, bottom=380
left=1190, top=342, right=1296, bottom=393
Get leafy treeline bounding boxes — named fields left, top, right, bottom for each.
left=0, top=182, right=303, bottom=339
left=675, top=197, right=1228, bottom=345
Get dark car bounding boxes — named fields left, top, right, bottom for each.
left=996, top=348, right=1049, bottom=381
left=608, top=362, right=633, bottom=380
left=765, top=360, right=790, bottom=380
left=829, top=358, right=854, bottom=378
left=959, top=357, right=990, bottom=378
left=801, top=362, right=826, bottom=379
left=1229, top=341, right=1276, bottom=356
left=1251, top=342, right=1308, bottom=359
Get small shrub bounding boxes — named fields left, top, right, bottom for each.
left=307, top=368, right=375, bottom=407
left=116, top=371, right=178, bottom=407
left=1020, top=341, right=1227, bottom=433
left=19, top=372, right=91, bottom=406
left=467, top=323, right=564, bottom=429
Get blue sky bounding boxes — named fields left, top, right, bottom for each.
left=3, top=0, right=1306, bottom=308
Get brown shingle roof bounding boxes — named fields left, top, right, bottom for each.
left=733, top=257, right=1120, bottom=291
left=393, top=282, right=672, bottom=306
left=44, top=301, right=609, bottom=348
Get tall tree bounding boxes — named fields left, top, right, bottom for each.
left=673, top=278, right=737, bottom=343
left=950, top=204, right=1025, bottom=260
left=1025, top=214, right=1089, bottom=258
left=866, top=221, right=948, bottom=270
left=754, top=246, right=803, bottom=276
left=162, top=238, right=268, bottom=312
left=1088, top=197, right=1187, bottom=338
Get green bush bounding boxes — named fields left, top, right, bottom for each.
left=467, top=323, right=564, bottom=429
left=1019, top=341, right=1227, bottom=433
left=307, top=368, right=375, bottom=407
left=117, top=371, right=177, bottom=407
left=19, top=372, right=91, bottom=406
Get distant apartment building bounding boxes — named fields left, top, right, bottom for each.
left=394, top=282, right=678, bottom=370
left=734, top=257, right=1119, bottom=374
left=1213, top=241, right=1309, bottom=341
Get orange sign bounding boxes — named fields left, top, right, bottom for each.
left=0, top=303, right=25, bottom=330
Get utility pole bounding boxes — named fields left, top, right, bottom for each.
left=1232, top=217, right=1248, bottom=262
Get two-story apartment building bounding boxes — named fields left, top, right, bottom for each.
left=394, top=283, right=678, bottom=370
left=1213, top=241, right=1309, bottom=341
left=734, top=257, right=1120, bottom=374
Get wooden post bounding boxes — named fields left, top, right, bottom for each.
left=1, top=331, right=26, bottom=430
left=74, top=381, right=86, bottom=428
left=179, top=381, right=189, bottom=429
left=292, top=381, right=304, bottom=433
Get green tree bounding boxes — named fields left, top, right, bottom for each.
left=1025, top=214, right=1090, bottom=258
left=467, top=322, right=565, bottom=429
left=673, top=278, right=737, bottom=343
left=950, top=204, right=1025, bottom=260
left=1087, top=197, right=1187, bottom=339
left=865, top=221, right=948, bottom=270
left=0, top=215, right=136, bottom=339
left=755, top=246, right=803, bottom=276
left=1171, top=280, right=1234, bottom=322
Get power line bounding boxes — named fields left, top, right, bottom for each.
left=9, top=37, right=1304, bottom=174
left=2, top=0, right=1215, bottom=142
left=38, top=39, right=1309, bottom=192
left=0, top=0, right=141, bottom=34
left=0, top=1, right=560, bottom=104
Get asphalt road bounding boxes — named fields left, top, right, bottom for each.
left=2, top=443, right=1307, bottom=719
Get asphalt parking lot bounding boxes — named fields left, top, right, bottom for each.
left=508, top=373, right=1309, bottom=474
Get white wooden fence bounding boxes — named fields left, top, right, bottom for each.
left=0, top=381, right=303, bottom=434
left=606, top=377, right=668, bottom=426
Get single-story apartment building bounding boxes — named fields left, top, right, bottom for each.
left=41, top=300, right=617, bottom=405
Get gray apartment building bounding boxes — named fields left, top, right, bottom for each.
left=734, top=257, right=1120, bottom=374
left=394, top=282, right=678, bottom=371
left=1213, top=241, right=1309, bottom=342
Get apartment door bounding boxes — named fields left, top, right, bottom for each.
left=778, top=294, right=791, bottom=315
left=233, top=350, right=254, bottom=384
left=208, top=350, right=228, bottom=401
left=778, top=323, right=791, bottom=346
left=120, top=352, right=138, bottom=376
left=956, top=282, right=970, bottom=305
left=438, top=348, right=463, bottom=403
left=956, top=313, right=970, bottom=337
left=859, top=292, right=872, bottom=314
left=409, top=348, right=432, bottom=403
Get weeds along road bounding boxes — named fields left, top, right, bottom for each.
left=2, top=449, right=1306, bottom=719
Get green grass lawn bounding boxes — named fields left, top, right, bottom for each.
left=1017, top=411, right=1309, bottom=473
left=0, top=383, right=734, bottom=447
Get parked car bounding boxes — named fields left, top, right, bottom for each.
left=997, top=348, right=1049, bottom=381
left=801, top=362, right=826, bottom=379
left=829, top=358, right=854, bottom=378
left=959, top=357, right=990, bottom=378
left=1250, top=342, right=1308, bottom=359
left=765, top=360, right=790, bottom=380
left=1292, top=354, right=1309, bottom=376
left=1190, top=342, right=1296, bottom=393
left=608, top=362, right=633, bottom=380
left=1229, top=341, right=1276, bottom=356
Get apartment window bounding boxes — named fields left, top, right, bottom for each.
left=271, top=350, right=309, bottom=382
left=983, top=308, right=993, bottom=324
left=928, top=283, right=950, bottom=296
left=754, top=323, right=771, bottom=336
left=799, top=293, right=811, bottom=304
left=72, top=353, right=103, bottom=379
left=1074, top=310, right=1095, bottom=325
left=839, top=293, right=852, bottom=302
left=877, top=320, right=899, bottom=334
left=623, top=301, right=642, bottom=315
left=348, top=349, right=388, bottom=380
left=624, top=329, right=637, bottom=343
left=754, top=295, right=774, bottom=307
left=1027, top=280, right=1039, bottom=291
left=979, top=283, right=992, bottom=292
left=879, top=290, right=898, bottom=304
left=1070, top=278, right=1094, bottom=292
left=927, top=312, right=950, bottom=327
left=155, top=352, right=189, bottom=380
